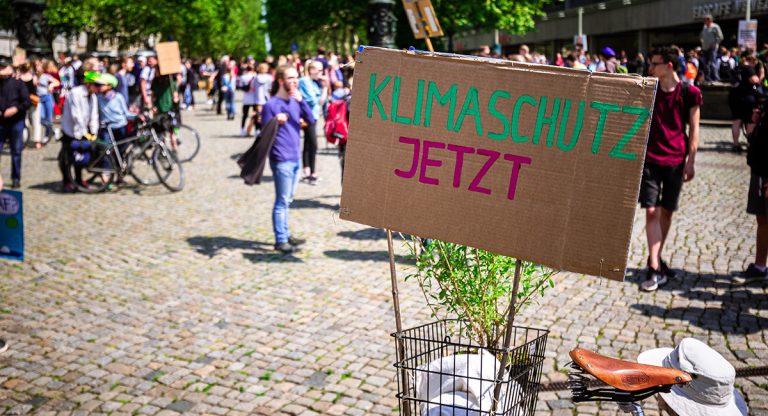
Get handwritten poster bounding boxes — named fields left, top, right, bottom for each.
left=340, top=47, right=658, bottom=280
left=0, top=190, right=23, bottom=261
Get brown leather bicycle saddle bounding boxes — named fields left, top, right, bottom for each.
left=569, top=347, right=692, bottom=392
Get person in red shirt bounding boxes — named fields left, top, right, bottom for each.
left=639, top=46, right=702, bottom=291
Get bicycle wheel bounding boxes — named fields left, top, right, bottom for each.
left=173, top=124, right=201, bottom=163
left=72, top=156, right=116, bottom=193
left=153, top=145, right=185, bottom=192
left=127, top=141, right=161, bottom=186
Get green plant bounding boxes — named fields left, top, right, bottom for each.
left=404, top=238, right=556, bottom=350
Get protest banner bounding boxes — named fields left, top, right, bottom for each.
left=339, top=47, right=658, bottom=281
left=0, top=190, right=24, bottom=261
left=156, top=41, right=181, bottom=75
left=738, top=19, right=757, bottom=50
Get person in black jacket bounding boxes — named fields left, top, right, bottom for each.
left=744, top=95, right=768, bottom=279
left=0, top=56, right=31, bottom=188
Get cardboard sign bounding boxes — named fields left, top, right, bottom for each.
left=573, top=35, right=588, bottom=52
left=738, top=20, right=757, bottom=50
left=156, top=41, right=181, bottom=75
left=402, top=0, right=444, bottom=39
left=339, top=47, right=658, bottom=280
left=0, top=190, right=24, bottom=261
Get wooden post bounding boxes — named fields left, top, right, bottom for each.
left=491, top=259, right=524, bottom=412
left=386, top=229, right=411, bottom=416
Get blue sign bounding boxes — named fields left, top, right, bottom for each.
left=0, top=190, right=23, bottom=261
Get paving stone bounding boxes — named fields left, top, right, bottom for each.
left=0, top=95, right=764, bottom=416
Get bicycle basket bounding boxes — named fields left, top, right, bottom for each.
left=392, top=320, right=548, bottom=416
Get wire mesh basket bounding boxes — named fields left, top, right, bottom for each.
left=392, top=319, right=548, bottom=416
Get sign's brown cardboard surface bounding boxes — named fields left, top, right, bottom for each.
left=339, top=47, right=658, bottom=281
left=402, top=0, right=443, bottom=38
left=156, top=41, right=181, bottom=75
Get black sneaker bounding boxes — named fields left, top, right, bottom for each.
left=274, top=242, right=299, bottom=254
left=0, top=339, right=8, bottom=354
left=10, top=180, right=19, bottom=189
left=648, top=257, right=676, bottom=279
left=287, top=237, right=306, bottom=246
left=743, top=263, right=768, bottom=279
left=640, top=267, right=668, bottom=292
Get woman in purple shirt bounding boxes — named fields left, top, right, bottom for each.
left=261, top=65, right=315, bottom=254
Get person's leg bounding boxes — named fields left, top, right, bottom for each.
left=9, top=119, right=25, bottom=184
left=658, top=207, right=674, bottom=258
left=241, top=104, right=250, bottom=130
left=271, top=160, right=293, bottom=245
left=732, top=119, right=742, bottom=146
left=217, top=88, right=225, bottom=115
left=709, top=48, right=720, bottom=81
left=646, top=206, right=663, bottom=271
left=306, top=123, right=318, bottom=178
left=757, top=215, right=768, bottom=268
left=41, top=95, right=54, bottom=140
left=302, top=127, right=312, bottom=178
left=59, top=135, right=74, bottom=187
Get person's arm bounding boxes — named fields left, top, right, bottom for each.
left=715, top=25, right=724, bottom=44
left=298, top=78, right=316, bottom=109
left=141, top=78, right=150, bottom=106
left=261, top=101, right=276, bottom=126
left=88, top=93, right=99, bottom=136
left=48, top=76, right=61, bottom=92
left=685, top=105, right=700, bottom=182
left=298, top=96, right=316, bottom=125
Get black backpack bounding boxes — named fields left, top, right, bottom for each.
left=719, top=58, right=735, bottom=83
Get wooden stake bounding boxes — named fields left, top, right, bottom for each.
left=424, top=37, right=434, bottom=53
left=491, top=259, right=524, bottom=412
left=386, top=229, right=411, bottom=416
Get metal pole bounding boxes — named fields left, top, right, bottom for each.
left=747, top=0, right=751, bottom=21
left=578, top=7, right=584, bottom=36
left=386, top=229, right=411, bottom=416
left=491, top=259, right=524, bottom=412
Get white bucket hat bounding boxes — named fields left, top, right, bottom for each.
left=637, top=338, right=747, bottom=416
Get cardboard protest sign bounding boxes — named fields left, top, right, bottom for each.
left=0, top=190, right=24, bottom=261
left=156, top=41, right=181, bottom=75
left=339, top=47, right=658, bottom=280
left=402, top=0, right=443, bottom=39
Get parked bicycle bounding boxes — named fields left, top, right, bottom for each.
left=70, top=117, right=184, bottom=193
left=156, top=110, right=200, bottom=163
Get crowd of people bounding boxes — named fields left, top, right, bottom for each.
left=0, top=51, right=182, bottom=191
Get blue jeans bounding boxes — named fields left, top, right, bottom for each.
left=271, top=159, right=300, bottom=244
left=702, top=47, right=719, bottom=82
left=0, top=118, right=25, bottom=182
left=225, top=90, right=235, bottom=116
left=39, top=94, right=55, bottom=139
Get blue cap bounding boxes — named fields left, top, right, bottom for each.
left=601, top=46, right=616, bottom=57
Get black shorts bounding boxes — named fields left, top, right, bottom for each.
left=747, top=173, right=768, bottom=216
left=639, top=162, right=685, bottom=211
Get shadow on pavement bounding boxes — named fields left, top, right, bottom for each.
left=323, top=249, right=412, bottom=264
left=630, top=303, right=768, bottom=334
left=625, top=268, right=762, bottom=291
left=292, top=198, right=339, bottom=210
left=696, top=140, right=742, bottom=154
left=188, top=236, right=303, bottom=263
left=337, top=228, right=388, bottom=240
left=226, top=174, right=273, bottom=183
left=27, top=180, right=66, bottom=193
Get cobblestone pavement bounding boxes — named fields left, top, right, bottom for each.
left=0, top=95, right=766, bottom=415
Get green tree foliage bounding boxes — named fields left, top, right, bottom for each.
left=265, top=0, right=552, bottom=54
left=265, top=0, right=367, bottom=56
left=0, top=0, right=266, bottom=58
